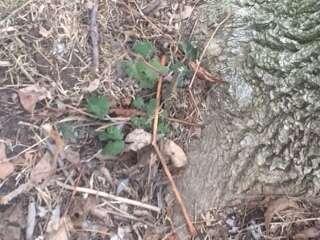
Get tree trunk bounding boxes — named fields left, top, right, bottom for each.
left=175, top=0, right=320, bottom=238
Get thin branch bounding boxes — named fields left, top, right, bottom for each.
left=152, top=144, right=197, bottom=237
left=151, top=56, right=197, bottom=237
left=151, top=56, right=166, bottom=144
left=55, top=181, right=161, bottom=213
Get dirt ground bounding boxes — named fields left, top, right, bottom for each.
left=1, top=1, right=320, bottom=240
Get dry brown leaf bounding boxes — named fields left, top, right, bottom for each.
left=70, top=196, right=97, bottom=226
left=30, top=124, right=65, bottom=182
left=160, top=139, right=187, bottom=168
left=46, top=217, right=73, bottom=240
left=18, top=85, right=50, bottom=113
left=293, top=226, right=320, bottom=239
left=265, top=198, right=299, bottom=232
left=30, top=152, right=56, bottom=183
left=125, top=129, right=152, bottom=152
left=0, top=162, right=15, bottom=179
left=64, top=148, right=80, bottom=165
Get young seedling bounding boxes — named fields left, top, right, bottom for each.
left=123, top=41, right=168, bottom=89
left=86, top=95, right=110, bottom=119
left=98, top=126, right=125, bottom=156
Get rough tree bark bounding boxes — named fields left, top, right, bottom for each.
left=175, top=0, right=320, bottom=238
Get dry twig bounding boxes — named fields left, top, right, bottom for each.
left=152, top=56, right=197, bottom=237
left=56, top=181, right=161, bottom=213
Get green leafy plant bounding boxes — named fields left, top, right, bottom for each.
left=86, top=95, right=110, bottom=119
left=59, top=123, right=77, bottom=141
left=132, top=96, right=145, bottom=110
left=124, top=60, right=158, bottom=89
left=102, top=140, right=125, bottom=156
left=130, top=98, right=170, bottom=134
left=123, top=41, right=168, bottom=89
left=180, top=40, right=198, bottom=61
left=98, top=126, right=125, bottom=156
left=98, top=126, right=124, bottom=141
left=132, top=41, right=154, bottom=59
left=170, top=60, right=193, bottom=87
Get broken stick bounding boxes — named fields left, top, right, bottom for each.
left=152, top=56, right=197, bottom=237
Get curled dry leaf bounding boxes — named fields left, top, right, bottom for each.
left=293, top=226, right=320, bottom=240
left=160, top=139, right=187, bottom=168
left=265, top=198, right=299, bottom=232
left=18, top=85, right=51, bottom=113
left=125, top=129, right=152, bottom=152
